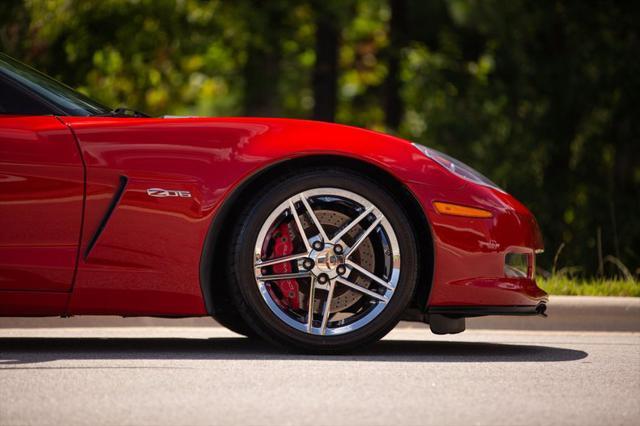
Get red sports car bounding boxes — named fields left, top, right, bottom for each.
left=0, top=53, right=547, bottom=352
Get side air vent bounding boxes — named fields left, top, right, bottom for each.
left=84, top=175, right=128, bottom=259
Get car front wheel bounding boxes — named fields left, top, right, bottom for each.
left=227, top=169, right=418, bottom=353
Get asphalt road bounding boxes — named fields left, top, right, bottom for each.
left=0, top=327, right=638, bottom=426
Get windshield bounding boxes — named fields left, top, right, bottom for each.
left=0, top=52, right=112, bottom=116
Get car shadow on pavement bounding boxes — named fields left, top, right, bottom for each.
left=0, top=337, right=587, bottom=365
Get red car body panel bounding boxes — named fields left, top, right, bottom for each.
left=0, top=116, right=84, bottom=292
left=0, top=115, right=547, bottom=317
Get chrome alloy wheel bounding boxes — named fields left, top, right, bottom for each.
left=253, top=188, right=401, bottom=336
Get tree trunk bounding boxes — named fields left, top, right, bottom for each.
left=384, top=0, right=407, bottom=130
left=312, top=5, right=339, bottom=122
left=243, top=2, right=283, bottom=117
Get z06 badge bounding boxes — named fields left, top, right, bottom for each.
left=146, top=188, right=192, bottom=198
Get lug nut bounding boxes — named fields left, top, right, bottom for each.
left=336, top=265, right=346, bottom=276
left=317, top=273, right=329, bottom=284
left=334, top=244, right=343, bottom=254
left=312, top=240, right=324, bottom=251
left=302, top=258, right=314, bottom=270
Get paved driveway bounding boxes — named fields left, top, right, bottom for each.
left=1, top=327, right=638, bottom=426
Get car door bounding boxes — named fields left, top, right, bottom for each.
left=0, top=79, right=84, bottom=292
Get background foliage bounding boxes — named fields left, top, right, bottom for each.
left=1, top=0, right=638, bottom=279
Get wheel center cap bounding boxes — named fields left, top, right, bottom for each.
left=311, top=246, right=345, bottom=275
left=317, top=251, right=341, bottom=271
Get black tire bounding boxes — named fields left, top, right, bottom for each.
left=211, top=311, right=258, bottom=338
left=227, top=169, right=418, bottom=353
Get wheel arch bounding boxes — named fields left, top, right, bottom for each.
left=199, top=154, right=434, bottom=317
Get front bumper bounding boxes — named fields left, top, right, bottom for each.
left=429, top=302, right=548, bottom=317
left=407, top=181, right=548, bottom=309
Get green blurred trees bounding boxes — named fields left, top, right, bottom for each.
left=1, top=0, right=638, bottom=278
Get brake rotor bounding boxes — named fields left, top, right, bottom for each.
left=301, top=209, right=376, bottom=313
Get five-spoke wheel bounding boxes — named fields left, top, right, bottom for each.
left=253, top=188, right=400, bottom=336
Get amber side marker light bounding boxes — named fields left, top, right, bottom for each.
left=433, top=201, right=493, bottom=218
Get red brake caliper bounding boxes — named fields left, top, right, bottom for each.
left=271, top=222, right=301, bottom=310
